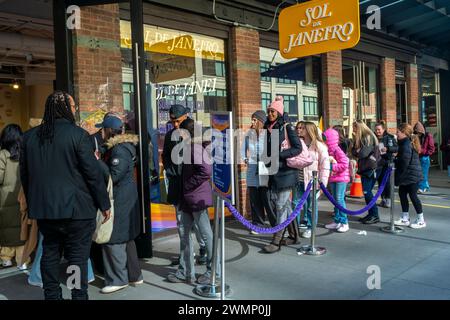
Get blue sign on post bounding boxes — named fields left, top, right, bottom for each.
left=211, top=112, right=235, bottom=205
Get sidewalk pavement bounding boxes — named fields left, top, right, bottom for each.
left=1, top=179, right=450, bottom=300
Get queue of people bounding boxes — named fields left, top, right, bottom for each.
left=242, top=96, right=434, bottom=256
left=0, top=90, right=439, bottom=299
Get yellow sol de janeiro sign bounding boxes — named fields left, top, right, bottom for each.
left=279, top=0, right=360, bottom=59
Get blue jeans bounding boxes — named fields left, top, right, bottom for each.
left=292, top=182, right=309, bottom=225
left=361, top=173, right=379, bottom=218
left=418, top=156, right=431, bottom=191
left=175, top=206, right=206, bottom=278
left=179, top=209, right=218, bottom=280
left=28, top=233, right=95, bottom=286
left=292, top=182, right=318, bottom=229
left=331, top=182, right=348, bottom=224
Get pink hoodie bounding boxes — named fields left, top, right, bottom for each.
left=323, top=128, right=350, bottom=184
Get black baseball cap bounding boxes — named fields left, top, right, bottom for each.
left=169, top=104, right=189, bottom=119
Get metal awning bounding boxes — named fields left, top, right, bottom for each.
left=359, top=0, right=450, bottom=59
left=261, top=58, right=306, bottom=81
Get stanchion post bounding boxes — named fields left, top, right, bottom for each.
left=220, top=198, right=226, bottom=300
left=211, top=195, right=220, bottom=286
left=195, top=195, right=230, bottom=298
left=310, top=171, right=317, bottom=249
left=381, top=162, right=404, bottom=234
left=298, top=171, right=326, bottom=256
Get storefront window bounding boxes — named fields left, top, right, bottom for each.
left=421, top=70, right=438, bottom=128
left=421, top=69, right=440, bottom=166
left=259, top=47, right=322, bottom=125
left=120, top=21, right=228, bottom=218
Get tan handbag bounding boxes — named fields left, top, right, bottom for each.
left=93, top=176, right=114, bottom=244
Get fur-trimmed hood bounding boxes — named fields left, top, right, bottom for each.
left=105, top=134, right=139, bottom=149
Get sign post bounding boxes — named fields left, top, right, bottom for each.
left=195, top=111, right=233, bottom=299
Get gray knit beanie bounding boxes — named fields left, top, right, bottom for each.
left=252, top=110, right=267, bottom=124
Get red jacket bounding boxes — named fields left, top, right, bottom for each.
left=420, top=132, right=435, bottom=157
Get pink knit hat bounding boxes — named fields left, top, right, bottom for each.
left=267, top=96, right=284, bottom=115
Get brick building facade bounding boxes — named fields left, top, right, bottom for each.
left=63, top=1, right=448, bottom=227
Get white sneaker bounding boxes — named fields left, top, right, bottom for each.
left=250, top=230, right=259, bottom=235
left=28, top=279, right=43, bottom=288
left=101, top=284, right=128, bottom=294
left=394, top=218, right=410, bottom=226
left=299, top=222, right=308, bottom=229
left=410, top=219, right=426, bottom=229
left=325, top=222, right=340, bottom=230
left=337, top=223, right=349, bottom=233
left=1, top=260, right=12, bottom=268
left=17, top=263, right=28, bottom=271
left=130, top=279, right=144, bottom=285
left=384, top=199, right=391, bottom=208
left=417, top=189, right=425, bottom=194
left=301, top=229, right=311, bottom=239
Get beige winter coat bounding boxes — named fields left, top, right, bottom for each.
left=0, top=149, right=24, bottom=246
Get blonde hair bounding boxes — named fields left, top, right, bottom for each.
left=304, top=121, right=324, bottom=149
left=398, top=123, right=421, bottom=154
left=353, top=120, right=378, bottom=150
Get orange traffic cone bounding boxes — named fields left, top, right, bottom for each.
left=348, top=173, right=364, bottom=198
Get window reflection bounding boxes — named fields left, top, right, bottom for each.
left=259, top=47, right=321, bottom=125
left=120, top=21, right=228, bottom=206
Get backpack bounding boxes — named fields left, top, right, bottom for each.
left=281, top=124, right=313, bottom=169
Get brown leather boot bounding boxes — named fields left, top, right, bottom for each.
left=263, top=230, right=284, bottom=253
left=281, top=219, right=300, bottom=245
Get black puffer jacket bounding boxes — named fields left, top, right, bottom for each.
left=352, top=136, right=378, bottom=177
left=264, top=116, right=302, bottom=191
left=395, top=137, right=423, bottom=186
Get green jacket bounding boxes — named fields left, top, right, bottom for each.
left=0, top=149, right=24, bottom=246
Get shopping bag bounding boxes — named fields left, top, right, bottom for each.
left=93, top=176, right=114, bottom=244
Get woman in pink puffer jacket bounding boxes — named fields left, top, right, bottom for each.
left=323, top=128, right=350, bottom=233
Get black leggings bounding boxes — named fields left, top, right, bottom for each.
left=398, top=184, right=423, bottom=214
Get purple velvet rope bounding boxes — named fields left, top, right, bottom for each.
left=224, top=181, right=313, bottom=234
left=319, top=167, right=392, bottom=216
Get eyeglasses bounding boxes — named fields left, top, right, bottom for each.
left=267, top=109, right=277, bottom=114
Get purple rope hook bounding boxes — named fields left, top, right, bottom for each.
left=224, top=181, right=313, bottom=234
left=319, top=167, right=392, bottom=216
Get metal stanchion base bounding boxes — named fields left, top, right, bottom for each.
left=380, top=225, right=405, bottom=234
left=195, top=284, right=231, bottom=298
left=297, top=245, right=327, bottom=256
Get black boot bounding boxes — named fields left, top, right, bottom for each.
left=263, top=231, right=284, bottom=253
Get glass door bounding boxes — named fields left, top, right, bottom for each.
left=342, top=59, right=380, bottom=134
left=396, top=81, right=407, bottom=126
left=68, top=0, right=152, bottom=257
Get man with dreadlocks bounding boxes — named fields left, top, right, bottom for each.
left=19, top=90, right=111, bottom=300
